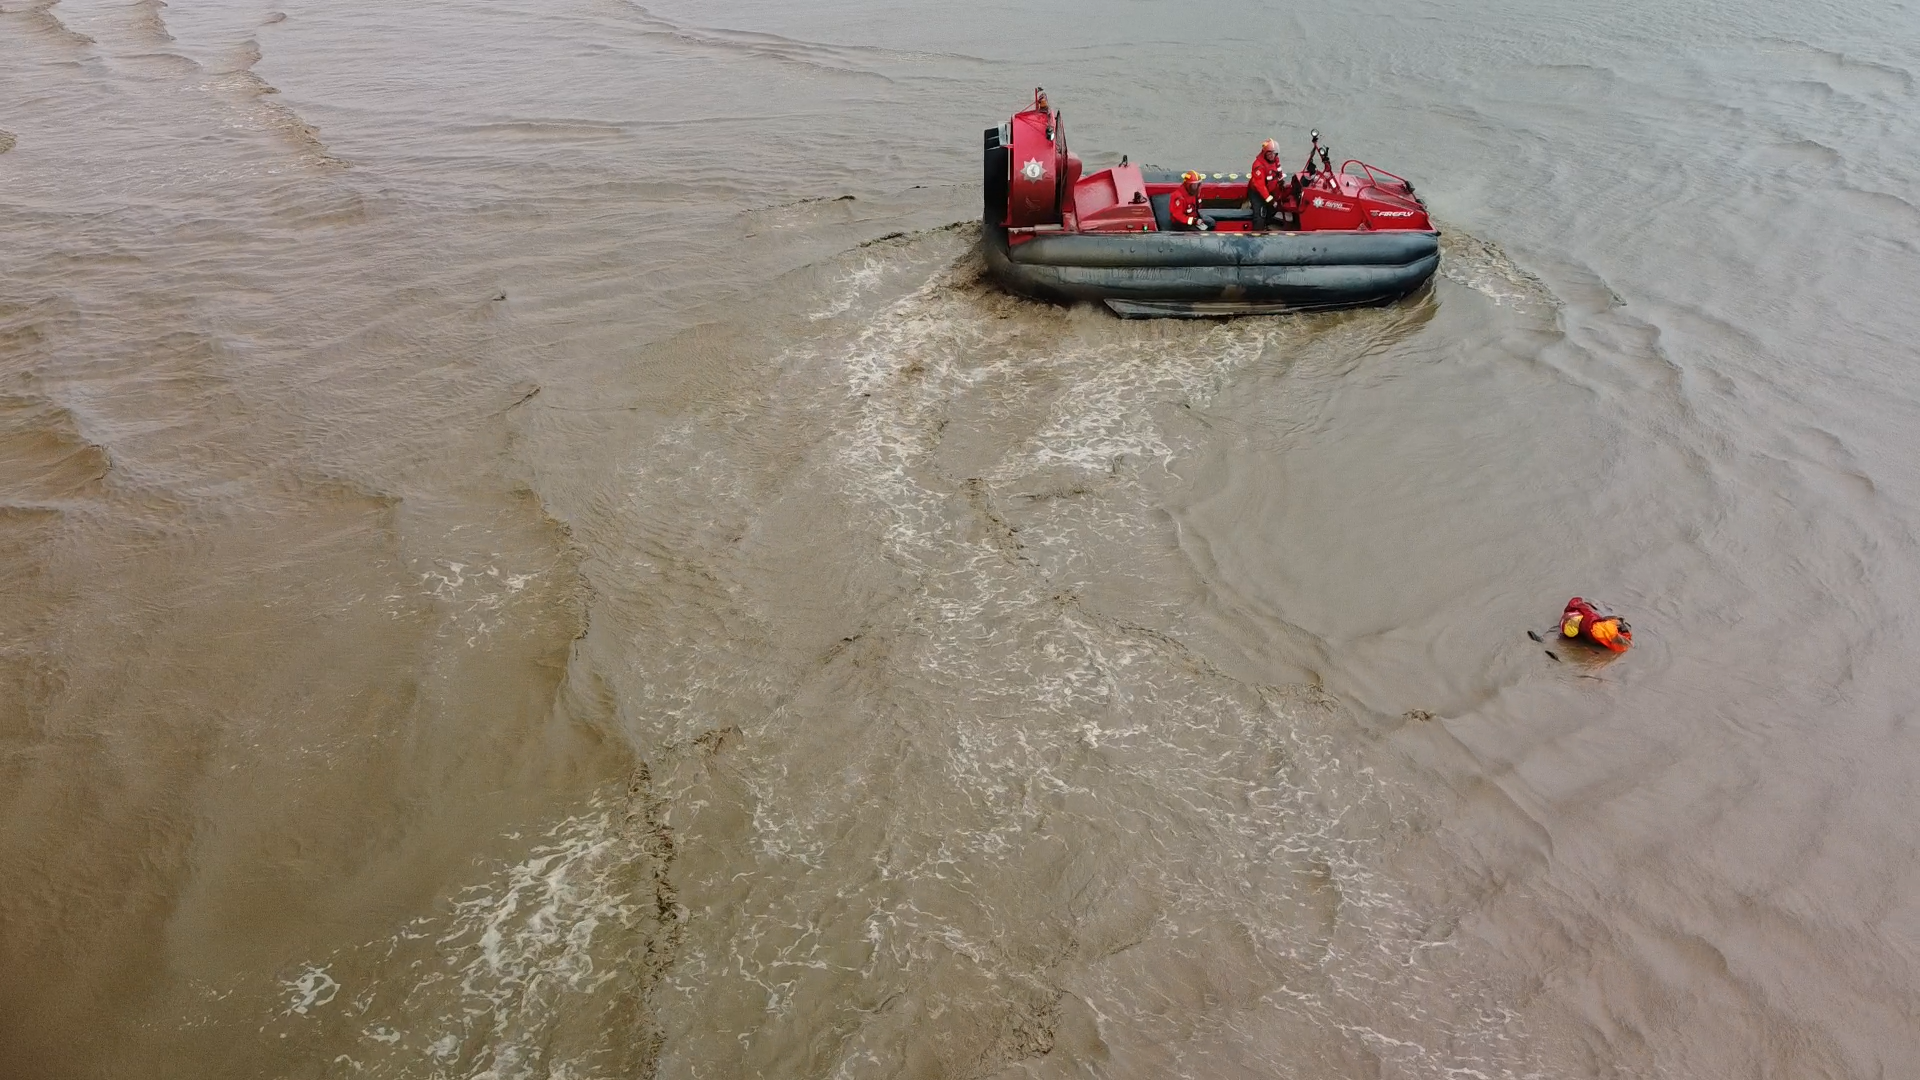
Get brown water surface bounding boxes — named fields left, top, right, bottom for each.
left=5, top=0, right=1920, bottom=1077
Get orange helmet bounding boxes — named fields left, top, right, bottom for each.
left=1181, top=170, right=1202, bottom=189
left=1261, top=138, right=1278, bottom=158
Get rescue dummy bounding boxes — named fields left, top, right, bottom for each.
left=1560, top=597, right=1632, bottom=653
left=1169, top=171, right=1213, bottom=231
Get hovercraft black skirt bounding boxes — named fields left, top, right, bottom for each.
left=983, top=222, right=1440, bottom=318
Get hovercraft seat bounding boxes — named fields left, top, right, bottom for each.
left=1148, top=193, right=1253, bottom=231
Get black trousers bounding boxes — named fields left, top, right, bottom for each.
left=1249, top=193, right=1273, bottom=230
left=1250, top=195, right=1289, bottom=230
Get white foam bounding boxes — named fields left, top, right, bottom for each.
left=284, top=966, right=339, bottom=1016
left=809, top=257, right=888, bottom=321
left=412, top=561, right=546, bottom=646
left=267, top=802, right=654, bottom=1080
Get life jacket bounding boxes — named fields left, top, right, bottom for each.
left=1561, top=597, right=1632, bottom=652
left=1248, top=152, right=1286, bottom=204
left=1169, top=186, right=1206, bottom=229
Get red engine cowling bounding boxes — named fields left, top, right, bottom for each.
left=1002, top=102, right=1079, bottom=228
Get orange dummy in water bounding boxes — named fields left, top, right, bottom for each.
left=1561, top=597, right=1632, bottom=652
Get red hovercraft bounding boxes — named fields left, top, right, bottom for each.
left=984, top=89, right=1440, bottom=317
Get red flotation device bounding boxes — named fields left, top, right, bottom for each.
left=1561, top=597, right=1632, bottom=652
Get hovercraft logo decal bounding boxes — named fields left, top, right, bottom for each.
left=1021, top=158, right=1046, bottom=182
left=1310, top=196, right=1352, bottom=211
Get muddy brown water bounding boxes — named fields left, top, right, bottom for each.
left=4, top=1, right=1920, bottom=1077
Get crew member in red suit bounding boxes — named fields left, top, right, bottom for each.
left=1247, top=138, right=1291, bottom=230
left=1169, top=171, right=1213, bottom=232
